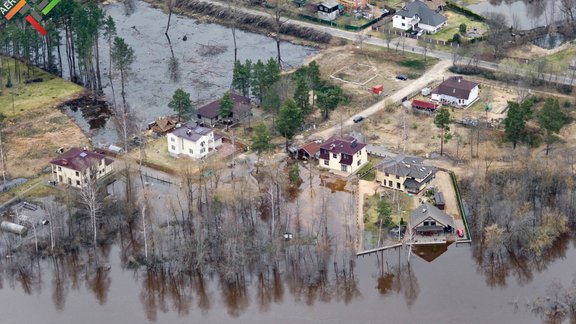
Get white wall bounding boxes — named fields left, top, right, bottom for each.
left=167, top=132, right=220, bottom=159
left=318, top=147, right=368, bottom=174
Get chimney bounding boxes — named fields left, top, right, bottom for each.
left=458, top=78, right=461, bottom=83
left=62, top=159, right=68, bottom=165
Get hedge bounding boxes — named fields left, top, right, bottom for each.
left=445, top=1, right=485, bottom=22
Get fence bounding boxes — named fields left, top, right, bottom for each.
left=448, top=171, right=472, bottom=241
left=298, top=13, right=385, bottom=31
left=372, top=27, right=484, bottom=47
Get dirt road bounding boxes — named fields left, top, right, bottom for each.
left=313, top=60, right=452, bottom=139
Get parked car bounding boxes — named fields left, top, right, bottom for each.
left=457, top=228, right=464, bottom=238
left=409, top=30, right=418, bottom=36
left=389, top=226, right=406, bottom=238
left=353, top=115, right=365, bottom=123
left=396, top=74, right=408, bottom=81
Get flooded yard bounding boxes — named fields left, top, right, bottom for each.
left=467, top=0, right=564, bottom=30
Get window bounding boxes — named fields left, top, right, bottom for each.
left=75, top=171, right=80, bottom=177
left=170, top=137, right=175, bottom=142
left=76, top=180, right=81, bottom=186
left=171, top=145, right=176, bottom=151
left=396, top=182, right=401, bottom=189
left=388, top=180, right=393, bottom=187
left=332, top=153, right=337, bottom=159
left=324, top=160, right=329, bottom=166
left=385, top=172, right=389, bottom=177
left=395, top=175, right=400, bottom=179
left=402, top=16, right=405, bottom=20
left=201, top=141, right=205, bottom=147
left=67, top=178, right=72, bottom=185
left=58, top=166, right=61, bottom=171
left=423, top=221, right=429, bottom=226
left=357, top=160, right=361, bottom=166
left=200, top=148, right=206, bottom=154
left=430, top=221, right=436, bottom=226
left=341, top=164, right=347, bottom=172
left=189, top=148, right=193, bottom=154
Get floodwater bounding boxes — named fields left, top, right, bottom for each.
left=64, top=0, right=317, bottom=146
left=2, top=238, right=576, bottom=323
left=467, top=0, right=564, bottom=30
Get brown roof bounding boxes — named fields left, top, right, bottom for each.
left=50, top=148, right=113, bottom=172
left=299, top=141, right=321, bottom=156
left=433, top=76, right=478, bottom=99
left=149, top=117, right=177, bottom=133
left=197, top=93, right=251, bottom=119
left=319, top=136, right=366, bottom=155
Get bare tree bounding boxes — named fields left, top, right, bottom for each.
left=559, top=0, right=576, bottom=22
left=269, top=0, right=289, bottom=66
left=484, top=12, right=510, bottom=59
left=79, top=164, right=104, bottom=245
left=384, top=29, right=394, bottom=50
left=228, top=0, right=240, bottom=62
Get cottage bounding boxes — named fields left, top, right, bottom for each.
left=317, top=0, right=341, bottom=21
left=147, top=116, right=178, bottom=134
left=431, top=76, right=479, bottom=108
left=392, top=0, right=447, bottom=34
left=409, top=203, right=454, bottom=237
left=318, top=136, right=368, bottom=174
left=196, top=93, right=252, bottom=126
left=375, top=155, right=436, bottom=193
left=50, top=148, right=114, bottom=189
left=167, top=122, right=223, bottom=159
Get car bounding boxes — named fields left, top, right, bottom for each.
left=409, top=30, right=418, bottom=36
left=389, top=226, right=407, bottom=238
left=396, top=74, right=408, bottom=81
left=457, top=228, right=464, bottom=238
left=353, top=115, right=365, bottom=123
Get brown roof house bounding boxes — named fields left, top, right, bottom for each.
left=375, top=155, right=436, bottom=193
left=431, top=76, right=479, bottom=108
left=50, top=148, right=114, bottom=189
left=318, top=136, right=368, bottom=174
left=147, top=116, right=178, bottom=134
left=196, top=93, right=252, bottom=126
left=296, top=141, right=321, bottom=160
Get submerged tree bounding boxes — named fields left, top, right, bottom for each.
left=111, top=37, right=136, bottom=110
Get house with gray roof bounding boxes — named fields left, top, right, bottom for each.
left=392, top=0, right=447, bottom=34
left=167, top=122, right=222, bottom=159
left=375, top=155, right=436, bottom=193
left=409, top=202, right=454, bottom=238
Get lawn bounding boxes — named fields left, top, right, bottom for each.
left=0, top=58, right=83, bottom=118
left=545, top=47, right=576, bottom=70
left=428, top=11, right=486, bottom=42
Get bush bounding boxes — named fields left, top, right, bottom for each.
left=452, top=33, right=461, bottom=44
left=459, top=23, right=467, bottom=35
left=556, top=84, right=573, bottom=95
left=564, top=100, right=572, bottom=108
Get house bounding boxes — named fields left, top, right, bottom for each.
left=431, top=76, right=479, bottom=108
left=411, top=99, right=439, bottom=112
left=375, top=155, right=436, bottom=193
left=318, top=136, right=368, bottom=174
left=147, top=116, right=178, bottom=134
left=196, top=93, right=252, bottom=126
left=409, top=202, right=454, bottom=237
left=167, top=122, right=222, bottom=159
left=392, top=0, right=447, bottom=34
left=297, top=141, right=321, bottom=160
left=317, top=0, right=341, bottom=21
left=50, top=148, right=114, bottom=189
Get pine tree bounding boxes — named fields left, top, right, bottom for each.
left=434, top=107, right=451, bottom=156
left=168, top=88, right=193, bottom=121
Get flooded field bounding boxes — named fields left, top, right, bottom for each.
left=63, top=1, right=317, bottom=145
left=467, top=0, right=564, bottom=30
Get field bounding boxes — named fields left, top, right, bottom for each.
left=0, top=57, right=87, bottom=179
left=429, top=11, right=486, bottom=42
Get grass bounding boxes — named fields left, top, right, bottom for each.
left=428, top=11, right=486, bottom=42
left=545, top=47, right=576, bottom=69
left=334, top=15, right=370, bottom=27
left=131, top=137, right=198, bottom=173
left=0, top=57, right=83, bottom=118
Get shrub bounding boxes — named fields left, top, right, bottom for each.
left=452, top=33, right=461, bottom=44
left=564, top=100, right=572, bottom=108
left=459, top=23, right=467, bottom=35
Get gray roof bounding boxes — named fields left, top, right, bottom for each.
left=396, top=0, right=447, bottom=27
left=376, top=155, right=436, bottom=180
left=410, top=203, right=454, bottom=228
left=170, top=122, right=213, bottom=142
left=320, top=0, right=339, bottom=8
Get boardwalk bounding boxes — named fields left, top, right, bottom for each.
left=357, top=242, right=402, bottom=257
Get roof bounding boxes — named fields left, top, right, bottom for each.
left=319, top=0, right=339, bottom=8
left=170, top=122, right=213, bottom=142
left=299, top=141, right=321, bottom=156
left=50, top=148, right=113, bottom=172
left=319, top=136, right=366, bottom=156
left=396, top=0, right=447, bottom=27
left=376, top=155, right=436, bottom=180
left=149, top=117, right=177, bottom=133
left=197, top=93, right=251, bottom=119
left=434, top=191, right=445, bottom=205
left=409, top=203, right=454, bottom=228
left=412, top=99, right=439, bottom=110
left=433, top=76, right=479, bottom=100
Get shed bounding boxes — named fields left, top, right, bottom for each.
left=434, top=191, right=445, bottom=210
left=297, top=141, right=321, bottom=160
left=372, top=84, right=383, bottom=95
left=412, top=99, right=439, bottom=111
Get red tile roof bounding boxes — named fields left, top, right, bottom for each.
left=299, top=141, right=321, bottom=156
left=433, top=76, right=478, bottom=100
left=197, top=93, right=251, bottom=119
left=319, top=136, right=366, bottom=156
left=50, top=148, right=113, bottom=171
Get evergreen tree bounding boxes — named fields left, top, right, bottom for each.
left=537, top=98, right=571, bottom=155
left=434, top=107, right=451, bottom=156
left=111, top=37, right=135, bottom=109
left=232, top=59, right=251, bottom=97
left=168, top=88, right=193, bottom=121
left=307, top=61, right=321, bottom=106
left=276, top=99, right=303, bottom=150
left=316, top=85, right=345, bottom=119
left=377, top=199, right=393, bottom=228
left=503, top=101, right=525, bottom=149
left=251, top=59, right=267, bottom=103
left=251, top=123, right=272, bottom=153
left=219, top=92, right=234, bottom=119
left=293, top=73, right=311, bottom=115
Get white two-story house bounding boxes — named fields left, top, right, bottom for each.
left=167, top=122, right=223, bottom=159
left=50, top=148, right=114, bottom=189
left=318, top=136, right=368, bottom=174
left=431, top=76, right=479, bottom=108
left=392, top=0, right=447, bottom=34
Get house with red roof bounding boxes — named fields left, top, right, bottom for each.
left=318, top=136, right=368, bottom=174
left=431, top=76, right=479, bottom=108
left=196, top=93, right=252, bottom=126
left=50, top=148, right=114, bottom=188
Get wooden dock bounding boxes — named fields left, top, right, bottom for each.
left=357, top=242, right=402, bottom=257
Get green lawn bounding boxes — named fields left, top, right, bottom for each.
left=428, top=11, right=486, bottom=42
left=0, top=57, right=83, bottom=118
left=545, top=47, right=576, bottom=69
left=335, top=15, right=370, bottom=27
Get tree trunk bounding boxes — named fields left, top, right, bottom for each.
left=94, top=36, right=102, bottom=92
left=440, top=127, right=444, bottom=156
